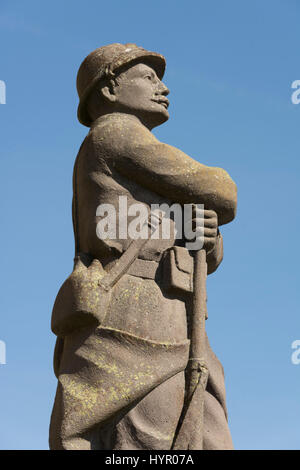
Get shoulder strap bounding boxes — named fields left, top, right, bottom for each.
left=99, top=212, right=162, bottom=291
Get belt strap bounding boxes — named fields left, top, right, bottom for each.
left=127, top=258, right=159, bottom=280
left=98, top=212, right=162, bottom=290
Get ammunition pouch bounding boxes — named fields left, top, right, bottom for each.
left=162, top=246, right=194, bottom=294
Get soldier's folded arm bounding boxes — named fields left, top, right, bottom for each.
left=108, top=135, right=237, bottom=227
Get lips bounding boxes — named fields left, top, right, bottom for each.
left=152, top=98, right=169, bottom=109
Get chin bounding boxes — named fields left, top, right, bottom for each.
left=148, top=110, right=169, bottom=129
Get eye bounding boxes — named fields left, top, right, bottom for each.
left=144, top=74, right=153, bottom=81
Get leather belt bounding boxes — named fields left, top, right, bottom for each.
left=126, top=258, right=160, bottom=280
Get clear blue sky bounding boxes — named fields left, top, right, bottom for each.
left=0, top=0, right=299, bottom=450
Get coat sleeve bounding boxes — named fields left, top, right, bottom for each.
left=97, top=120, right=237, bottom=226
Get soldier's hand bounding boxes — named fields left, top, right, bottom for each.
left=184, top=207, right=218, bottom=253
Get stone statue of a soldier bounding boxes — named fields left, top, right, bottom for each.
left=49, top=43, right=237, bottom=450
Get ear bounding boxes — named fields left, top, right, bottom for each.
left=100, top=81, right=117, bottom=103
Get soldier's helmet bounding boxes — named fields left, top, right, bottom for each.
left=76, top=43, right=166, bottom=127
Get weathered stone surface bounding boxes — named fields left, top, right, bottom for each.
left=49, top=43, right=237, bottom=450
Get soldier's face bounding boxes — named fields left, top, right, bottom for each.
left=113, top=62, right=170, bottom=129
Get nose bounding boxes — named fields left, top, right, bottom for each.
left=157, top=80, right=169, bottom=96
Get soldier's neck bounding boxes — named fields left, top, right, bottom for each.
left=91, top=112, right=154, bottom=131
